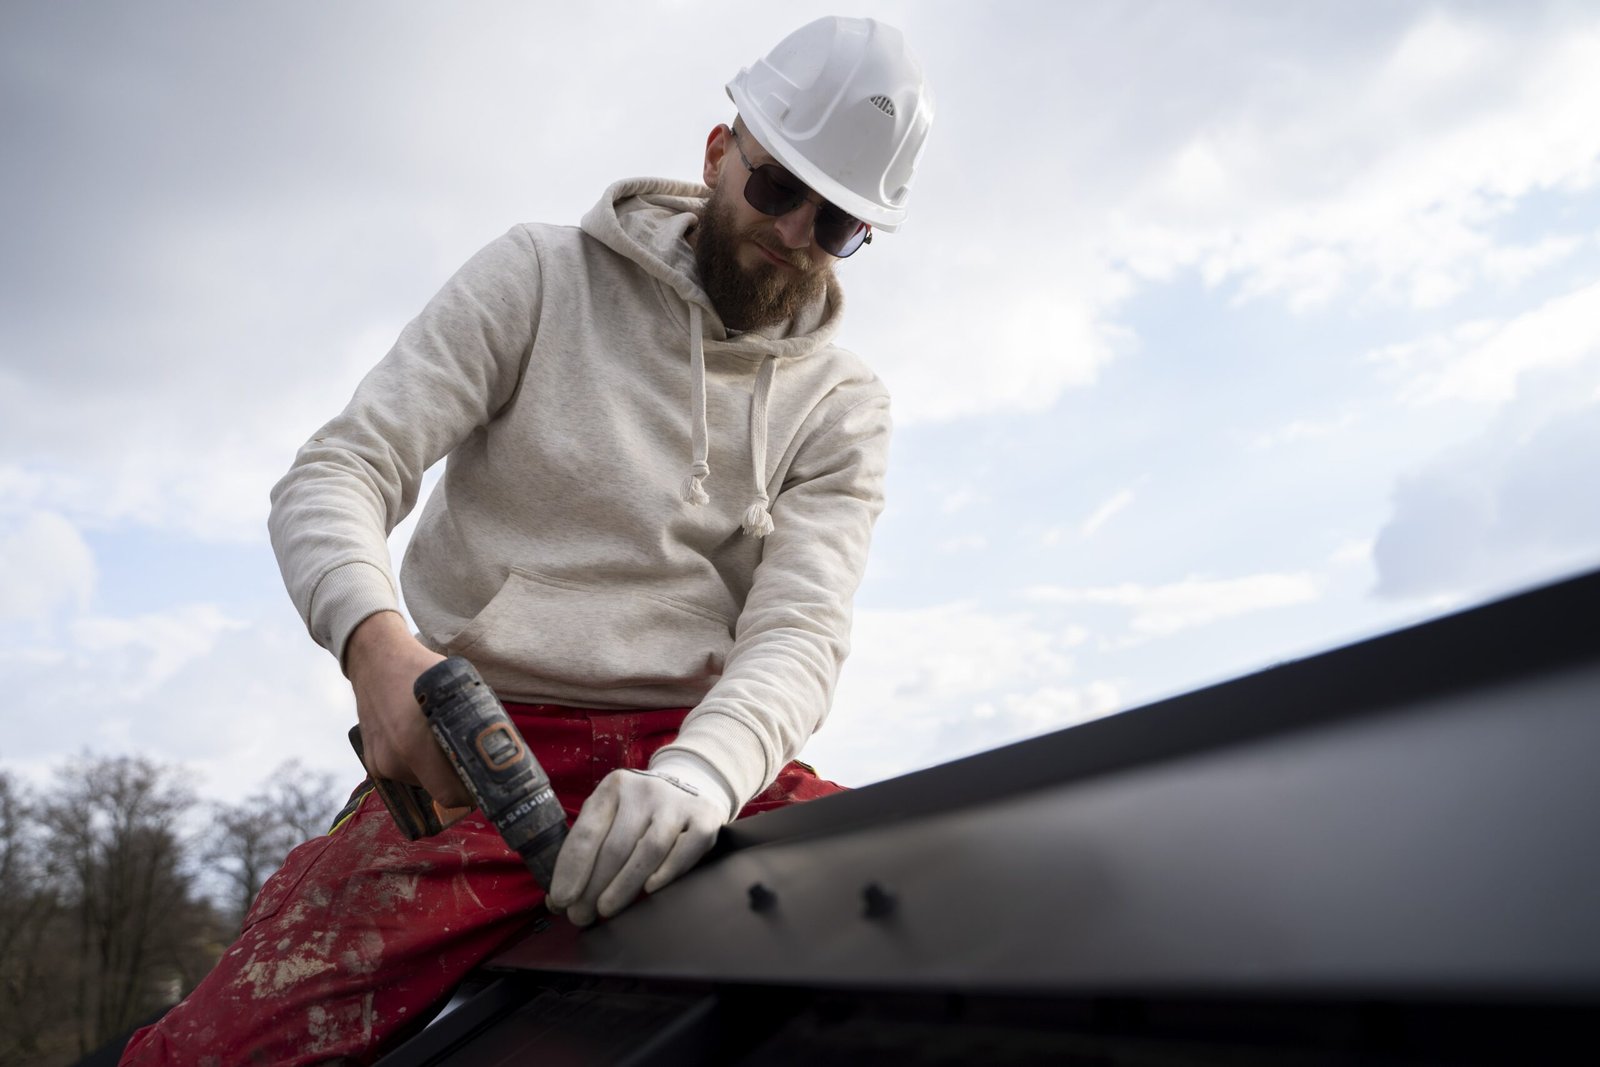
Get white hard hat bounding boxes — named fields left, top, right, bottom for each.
left=727, top=16, right=933, bottom=232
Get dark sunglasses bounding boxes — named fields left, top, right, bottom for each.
left=729, top=127, right=873, bottom=258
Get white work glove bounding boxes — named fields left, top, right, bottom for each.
left=546, top=753, right=737, bottom=927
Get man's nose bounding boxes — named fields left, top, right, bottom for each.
left=772, top=200, right=820, bottom=250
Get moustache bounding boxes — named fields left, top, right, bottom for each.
left=749, top=236, right=814, bottom=273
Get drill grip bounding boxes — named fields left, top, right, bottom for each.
left=413, top=656, right=569, bottom=889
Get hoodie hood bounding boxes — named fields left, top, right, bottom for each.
left=580, top=177, right=845, bottom=358
left=580, top=178, right=847, bottom=536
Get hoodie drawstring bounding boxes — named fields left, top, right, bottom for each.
left=741, top=355, right=776, bottom=538
left=681, top=303, right=711, bottom=506
left=681, top=302, right=777, bottom=539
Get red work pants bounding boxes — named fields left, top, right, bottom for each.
left=120, top=703, right=843, bottom=1066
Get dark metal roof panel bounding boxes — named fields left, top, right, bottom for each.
left=490, top=569, right=1600, bottom=996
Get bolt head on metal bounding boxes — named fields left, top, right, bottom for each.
left=748, top=882, right=777, bottom=912
left=862, top=882, right=895, bottom=919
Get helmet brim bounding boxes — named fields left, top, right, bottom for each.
left=726, top=80, right=906, bottom=233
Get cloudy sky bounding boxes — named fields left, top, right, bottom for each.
left=3, top=0, right=1598, bottom=805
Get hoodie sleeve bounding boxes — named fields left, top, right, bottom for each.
left=268, top=226, right=543, bottom=666
left=652, top=387, right=892, bottom=808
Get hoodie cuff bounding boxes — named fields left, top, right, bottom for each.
left=309, top=560, right=400, bottom=669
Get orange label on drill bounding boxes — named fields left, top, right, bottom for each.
left=475, top=723, right=525, bottom=772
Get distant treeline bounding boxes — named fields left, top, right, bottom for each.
left=0, top=755, right=341, bottom=1066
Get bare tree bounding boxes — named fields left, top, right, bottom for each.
left=269, top=760, right=344, bottom=845
left=0, top=771, right=74, bottom=1065
left=1, top=755, right=342, bottom=1060
left=37, top=755, right=219, bottom=1057
left=205, top=798, right=285, bottom=934
left=206, top=760, right=343, bottom=934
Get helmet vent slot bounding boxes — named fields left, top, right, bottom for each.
left=868, top=94, right=896, bottom=117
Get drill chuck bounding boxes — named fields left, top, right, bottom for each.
left=414, top=656, right=568, bottom=889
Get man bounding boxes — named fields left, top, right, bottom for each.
left=122, top=15, right=932, bottom=1065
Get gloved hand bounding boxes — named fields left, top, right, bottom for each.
left=546, top=753, right=736, bottom=926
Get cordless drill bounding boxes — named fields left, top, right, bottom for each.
left=348, top=656, right=568, bottom=889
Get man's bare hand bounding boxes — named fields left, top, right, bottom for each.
left=344, top=611, right=469, bottom=808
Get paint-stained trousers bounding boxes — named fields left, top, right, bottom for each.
left=120, top=702, right=844, bottom=1066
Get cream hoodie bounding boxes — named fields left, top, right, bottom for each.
left=268, top=178, right=891, bottom=810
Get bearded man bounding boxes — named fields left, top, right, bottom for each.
left=121, top=15, right=932, bottom=1066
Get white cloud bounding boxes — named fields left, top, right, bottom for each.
left=1330, top=538, right=1373, bottom=566
left=1026, top=573, right=1322, bottom=639
left=939, top=487, right=981, bottom=515
left=861, top=8, right=1600, bottom=424
left=0, top=510, right=96, bottom=622
left=864, top=262, right=1133, bottom=424
left=1080, top=487, right=1136, bottom=538
left=1385, top=8, right=1494, bottom=86
left=5, top=3, right=1596, bottom=554
left=69, top=604, right=250, bottom=702
left=3, top=607, right=355, bottom=805
left=1388, top=278, right=1600, bottom=407
left=1365, top=317, right=1500, bottom=386
left=860, top=602, right=1079, bottom=702
left=1105, top=12, right=1600, bottom=313
left=0, top=314, right=400, bottom=544
left=1360, top=276, right=1600, bottom=601
left=1373, top=389, right=1600, bottom=599
left=0, top=463, right=48, bottom=502
left=803, top=602, right=1099, bottom=785
left=1248, top=411, right=1361, bottom=449
left=937, top=533, right=988, bottom=554
left=972, top=683, right=1123, bottom=734
left=1481, top=235, right=1585, bottom=286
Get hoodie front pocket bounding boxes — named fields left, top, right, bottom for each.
left=445, top=568, right=732, bottom=694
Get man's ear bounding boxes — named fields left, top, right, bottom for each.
left=702, top=124, right=731, bottom=189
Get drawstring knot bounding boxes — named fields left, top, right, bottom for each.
left=682, top=461, right=710, bottom=506
left=741, top=500, right=775, bottom=538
